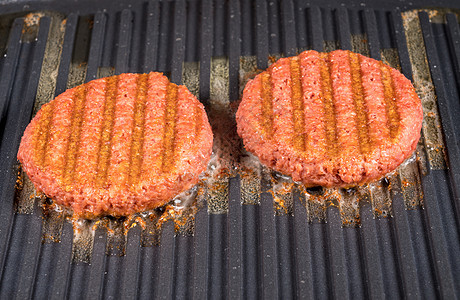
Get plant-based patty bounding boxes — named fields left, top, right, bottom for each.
left=18, top=72, right=213, bottom=217
left=236, top=50, right=423, bottom=187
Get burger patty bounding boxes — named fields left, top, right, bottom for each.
left=236, top=50, right=423, bottom=187
left=18, top=72, right=213, bottom=217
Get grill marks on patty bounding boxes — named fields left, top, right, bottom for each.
left=107, top=74, right=140, bottom=189
left=260, top=71, right=274, bottom=138
left=128, top=73, right=149, bottom=187
left=349, top=52, right=371, bottom=155
left=141, top=74, right=169, bottom=181
left=258, top=50, right=403, bottom=159
left=95, top=75, right=118, bottom=187
left=194, top=103, right=203, bottom=140
left=271, top=59, right=297, bottom=151
left=161, top=83, right=178, bottom=173
left=173, top=85, right=203, bottom=175
left=35, top=99, right=55, bottom=168
left=74, top=79, right=107, bottom=187
left=31, top=73, right=184, bottom=190
left=41, top=93, right=70, bottom=181
left=319, top=52, right=339, bottom=158
left=329, top=51, right=361, bottom=160
left=360, top=55, right=392, bottom=147
left=300, top=51, right=328, bottom=158
left=289, top=56, right=307, bottom=152
left=63, top=85, right=87, bottom=190
left=380, top=62, right=400, bottom=140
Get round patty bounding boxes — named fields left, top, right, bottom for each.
left=236, top=50, right=423, bottom=187
left=18, top=72, right=213, bottom=217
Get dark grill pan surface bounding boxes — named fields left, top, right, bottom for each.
left=0, top=0, right=459, bottom=299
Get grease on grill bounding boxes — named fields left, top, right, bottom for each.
left=239, top=56, right=258, bottom=95
left=338, top=187, right=361, bottom=226
left=303, top=186, right=330, bottom=222
left=351, top=34, right=370, bottom=56
left=14, top=165, right=40, bottom=214
left=12, top=9, right=439, bottom=262
left=425, top=8, right=460, bottom=23
left=323, top=40, right=339, bottom=52
left=12, top=12, right=68, bottom=215
left=182, top=61, right=199, bottom=98
left=378, top=48, right=426, bottom=209
left=66, top=15, right=92, bottom=90
left=17, top=51, right=427, bottom=263
left=97, top=66, right=115, bottom=79
left=36, top=183, right=203, bottom=261
left=380, top=48, right=401, bottom=71
left=33, top=12, right=67, bottom=115
left=21, top=12, right=44, bottom=42
left=41, top=198, right=66, bottom=243
left=271, top=172, right=295, bottom=216
left=399, top=154, right=424, bottom=208
left=240, top=156, right=261, bottom=205
left=402, top=10, right=447, bottom=169
left=71, top=219, right=96, bottom=263
left=104, top=217, right=127, bottom=256
left=369, top=176, right=394, bottom=218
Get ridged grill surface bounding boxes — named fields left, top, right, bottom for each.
left=0, top=1, right=459, bottom=299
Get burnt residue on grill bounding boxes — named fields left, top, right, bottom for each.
left=11, top=9, right=438, bottom=263
left=402, top=9, right=447, bottom=170
left=0, top=2, right=459, bottom=298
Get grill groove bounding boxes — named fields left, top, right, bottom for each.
left=0, top=2, right=459, bottom=299
left=0, top=15, right=51, bottom=297
left=0, top=19, right=23, bottom=124
left=388, top=12, right=427, bottom=297
left=419, top=11, right=459, bottom=296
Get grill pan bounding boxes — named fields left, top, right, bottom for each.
left=0, top=0, right=459, bottom=298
